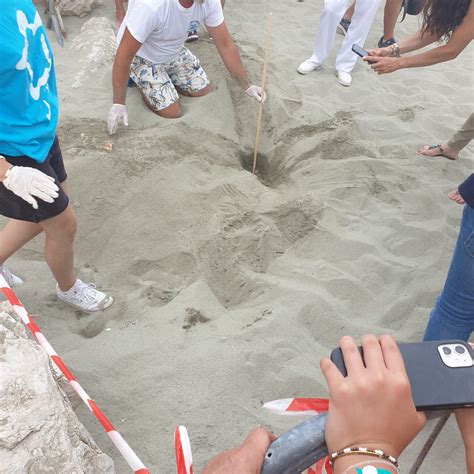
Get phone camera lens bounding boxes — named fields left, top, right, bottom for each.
left=442, top=347, right=452, bottom=355
left=455, top=345, right=466, bottom=354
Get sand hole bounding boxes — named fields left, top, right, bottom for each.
left=239, top=150, right=273, bottom=187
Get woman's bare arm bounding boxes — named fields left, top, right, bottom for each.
left=399, top=3, right=474, bottom=69
left=366, top=2, right=474, bottom=74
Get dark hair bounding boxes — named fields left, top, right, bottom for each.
left=421, top=0, right=471, bottom=41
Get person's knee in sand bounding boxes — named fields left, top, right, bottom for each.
left=142, top=83, right=213, bottom=119
left=164, top=82, right=213, bottom=118
left=128, top=42, right=214, bottom=119
left=108, top=0, right=264, bottom=133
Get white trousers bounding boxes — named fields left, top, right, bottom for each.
left=309, top=0, right=381, bottom=73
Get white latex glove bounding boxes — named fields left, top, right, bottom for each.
left=107, top=104, right=129, bottom=135
left=245, top=85, right=267, bottom=103
left=3, top=167, right=59, bottom=209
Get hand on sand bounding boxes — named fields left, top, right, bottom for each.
left=3, top=167, right=59, bottom=209
left=245, top=85, right=267, bottom=103
left=364, top=56, right=402, bottom=74
left=202, top=427, right=275, bottom=474
left=321, top=335, right=426, bottom=462
left=448, top=189, right=465, bottom=205
left=107, top=104, right=129, bottom=135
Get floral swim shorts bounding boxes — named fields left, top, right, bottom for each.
left=130, top=47, right=210, bottom=112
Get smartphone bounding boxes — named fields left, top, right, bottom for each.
left=330, top=340, right=474, bottom=411
left=352, top=43, right=369, bottom=58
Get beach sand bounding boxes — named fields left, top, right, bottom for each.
left=3, top=0, right=473, bottom=471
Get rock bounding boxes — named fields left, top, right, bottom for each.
left=57, top=0, right=103, bottom=18
left=70, top=17, right=117, bottom=89
left=0, top=303, right=115, bottom=473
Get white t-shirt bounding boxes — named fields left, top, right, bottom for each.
left=118, top=0, right=224, bottom=64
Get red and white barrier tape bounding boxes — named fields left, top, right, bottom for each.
left=175, top=426, right=193, bottom=474
left=307, top=457, right=332, bottom=474
left=263, top=397, right=329, bottom=416
left=0, top=275, right=149, bottom=474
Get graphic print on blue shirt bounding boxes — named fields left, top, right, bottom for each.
left=0, top=0, right=58, bottom=163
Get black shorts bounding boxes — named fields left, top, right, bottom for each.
left=0, top=137, right=69, bottom=223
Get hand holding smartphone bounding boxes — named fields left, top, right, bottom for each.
left=261, top=336, right=474, bottom=474
left=330, top=340, right=474, bottom=411
left=352, top=43, right=374, bottom=64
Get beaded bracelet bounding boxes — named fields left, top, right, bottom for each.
left=329, top=446, right=398, bottom=468
left=389, top=43, right=401, bottom=58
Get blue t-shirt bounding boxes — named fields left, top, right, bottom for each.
left=0, top=0, right=58, bottom=163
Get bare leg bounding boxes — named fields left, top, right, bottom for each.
left=156, top=101, right=182, bottom=119
left=0, top=180, right=69, bottom=265
left=382, top=0, right=403, bottom=41
left=176, top=83, right=212, bottom=98
left=455, top=409, right=474, bottom=474
left=40, top=203, right=77, bottom=292
left=221, top=0, right=225, bottom=8
left=0, top=181, right=69, bottom=265
left=140, top=90, right=183, bottom=119
left=344, top=2, right=356, bottom=20
left=0, top=220, right=42, bottom=265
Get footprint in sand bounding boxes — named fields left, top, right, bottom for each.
left=129, top=252, right=198, bottom=307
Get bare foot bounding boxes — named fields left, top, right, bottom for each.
left=418, top=143, right=458, bottom=160
left=448, top=189, right=465, bottom=205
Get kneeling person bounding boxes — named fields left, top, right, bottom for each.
left=108, top=0, right=264, bottom=132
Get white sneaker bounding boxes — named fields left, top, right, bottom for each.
left=0, top=265, right=24, bottom=287
left=56, top=279, right=114, bottom=312
left=336, top=70, right=352, bottom=87
left=297, top=59, right=321, bottom=75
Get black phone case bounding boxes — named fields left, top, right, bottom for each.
left=330, top=340, right=474, bottom=411
left=351, top=44, right=368, bottom=58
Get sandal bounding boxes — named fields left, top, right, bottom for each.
left=417, top=144, right=457, bottom=160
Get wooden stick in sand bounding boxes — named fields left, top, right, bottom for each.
left=252, top=13, right=272, bottom=175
